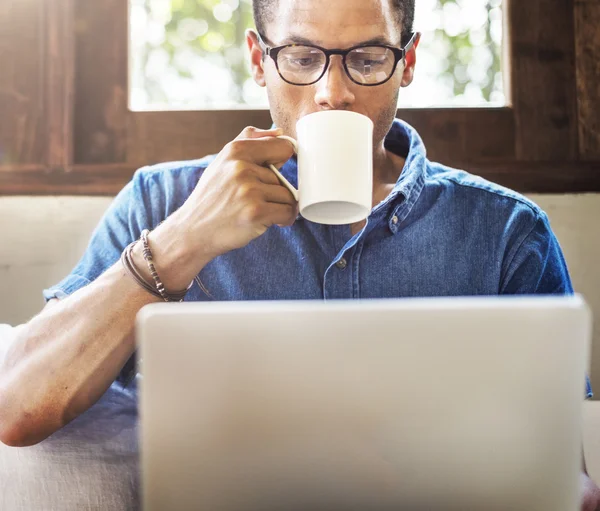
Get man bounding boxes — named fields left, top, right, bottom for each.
left=0, top=0, right=598, bottom=507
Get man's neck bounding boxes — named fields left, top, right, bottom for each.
left=372, top=143, right=406, bottom=205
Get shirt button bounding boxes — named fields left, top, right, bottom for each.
left=391, top=215, right=399, bottom=225
left=336, top=258, right=347, bottom=270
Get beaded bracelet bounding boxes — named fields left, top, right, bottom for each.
left=120, top=230, right=192, bottom=302
left=139, top=229, right=169, bottom=301
left=121, top=240, right=162, bottom=299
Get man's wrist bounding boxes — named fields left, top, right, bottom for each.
left=131, top=216, right=212, bottom=292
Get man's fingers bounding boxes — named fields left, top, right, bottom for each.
left=239, top=162, right=281, bottom=186
left=261, top=183, right=297, bottom=205
left=252, top=162, right=297, bottom=189
left=228, top=124, right=296, bottom=168
left=269, top=136, right=298, bottom=170
left=235, top=126, right=283, bottom=141
left=251, top=137, right=295, bottom=167
left=263, top=203, right=298, bottom=227
left=228, top=136, right=296, bottom=169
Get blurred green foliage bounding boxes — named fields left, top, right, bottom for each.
left=436, top=0, right=501, bottom=100
left=164, top=0, right=254, bottom=103
left=131, top=0, right=503, bottom=109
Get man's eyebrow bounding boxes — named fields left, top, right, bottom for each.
left=281, top=34, right=395, bottom=47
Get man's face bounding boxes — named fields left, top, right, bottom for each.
left=248, top=0, right=418, bottom=147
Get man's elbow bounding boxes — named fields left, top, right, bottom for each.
left=0, top=423, right=34, bottom=447
left=0, top=414, right=56, bottom=447
left=0, top=391, right=56, bottom=447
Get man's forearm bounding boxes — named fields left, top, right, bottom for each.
left=0, top=261, right=159, bottom=447
left=0, top=206, right=220, bottom=448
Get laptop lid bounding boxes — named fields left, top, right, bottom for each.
left=138, top=296, right=590, bottom=511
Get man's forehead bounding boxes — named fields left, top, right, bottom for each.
left=267, top=0, right=401, bottom=47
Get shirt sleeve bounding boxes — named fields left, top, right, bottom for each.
left=500, top=211, right=592, bottom=399
left=500, top=212, right=573, bottom=295
left=42, top=168, right=154, bottom=302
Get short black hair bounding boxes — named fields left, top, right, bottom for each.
left=253, top=0, right=416, bottom=43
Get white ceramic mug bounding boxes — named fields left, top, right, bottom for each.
left=269, top=110, right=374, bottom=225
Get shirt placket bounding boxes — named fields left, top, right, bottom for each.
left=323, top=198, right=407, bottom=300
left=323, top=225, right=357, bottom=300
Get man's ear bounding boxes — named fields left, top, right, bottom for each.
left=246, top=29, right=266, bottom=87
left=401, top=32, right=421, bottom=88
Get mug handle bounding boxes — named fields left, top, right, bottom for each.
left=268, top=135, right=299, bottom=202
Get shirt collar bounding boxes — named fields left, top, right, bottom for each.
left=385, top=118, right=427, bottom=204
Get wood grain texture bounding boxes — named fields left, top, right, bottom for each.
left=0, top=1, right=45, bottom=165
left=125, top=108, right=514, bottom=167
left=2, top=160, right=599, bottom=196
left=464, top=160, right=600, bottom=193
left=127, top=110, right=274, bottom=166
left=0, top=164, right=136, bottom=195
left=575, top=1, right=600, bottom=160
left=45, top=0, right=75, bottom=170
left=73, top=0, right=128, bottom=164
left=508, top=0, right=579, bottom=161
left=399, top=108, right=515, bottom=163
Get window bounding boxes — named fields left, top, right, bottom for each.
left=130, top=0, right=261, bottom=110
left=1, top=0, right=599, bottom=195
left=130, top=0, right=505, bottom=110
left=403, top=0, right=504, bottom=107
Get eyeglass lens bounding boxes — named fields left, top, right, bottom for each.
left=276, top=45, right=400, bottom=85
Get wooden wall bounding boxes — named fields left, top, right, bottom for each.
left=0, top=0, right=599, bottom=195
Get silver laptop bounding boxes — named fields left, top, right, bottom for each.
left=137, top=296, right=590, bottom=511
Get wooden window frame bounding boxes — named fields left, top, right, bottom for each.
left=1, top=0, right=599, bottom=195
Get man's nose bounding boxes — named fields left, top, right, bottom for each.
left=314, top=55, right=356, bottom=110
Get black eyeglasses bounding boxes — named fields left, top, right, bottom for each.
left=258, top=32, right=418, bottom=87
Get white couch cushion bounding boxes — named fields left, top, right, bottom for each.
left=0, top=326, right=139, bottom=511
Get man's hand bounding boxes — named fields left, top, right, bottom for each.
left=183, top=125, right=298, bottom=258
left=140, top=126, right=298, bottom=291
left=581, top=472, right=600, bottom=511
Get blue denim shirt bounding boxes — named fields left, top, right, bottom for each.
left=43, top=119, right=592, bottom=396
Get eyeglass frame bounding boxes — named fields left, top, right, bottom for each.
left=257, top=31, right=419, bottom=87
